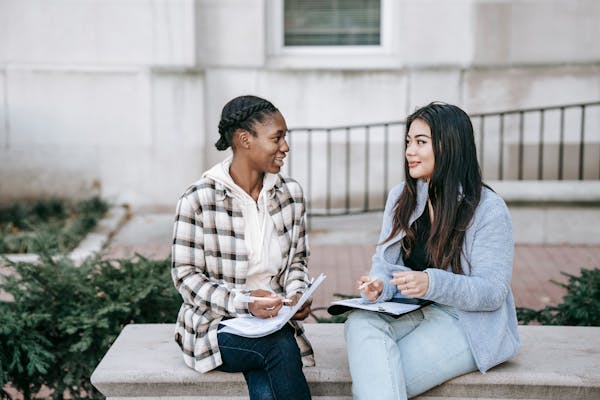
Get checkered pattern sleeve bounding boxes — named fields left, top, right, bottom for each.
left=282, top=180, right=311, bottom=297
left=171, top=195, right=251, bottom=317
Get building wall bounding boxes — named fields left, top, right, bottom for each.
left=1, top=0, right=599, bottom=208
left=0, top=0, right=204, bottom=207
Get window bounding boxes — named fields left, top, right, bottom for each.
left=284, top=0, right=381, bottom=46
left=267, top=0, right=398, bottom=69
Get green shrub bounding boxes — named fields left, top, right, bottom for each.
left=0, top=197, right=108, bottom=254
left=310, top=293, right=355, bottom=323
left=517, top=268, right=600, bottom=326
left=0, top=251, right=179, bottom=400
left=311, top=311, right=350, bottom=324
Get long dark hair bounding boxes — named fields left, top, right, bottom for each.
left=385, top=102, right=483, bottom=274
left=215, top=95, right=278, bottom=151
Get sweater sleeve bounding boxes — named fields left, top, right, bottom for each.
left=171, top=195, right=251, bottom=317
left=422, top=193, right=514, bottom=311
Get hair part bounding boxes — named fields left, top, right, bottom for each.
left=385, top=102, right=483, bottom=274
left=215, top=95, right=279, bottom=151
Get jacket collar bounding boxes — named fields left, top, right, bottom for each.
left=205, top=156, right=283, bottom=202
left=213, top=175, right=283, bottom=203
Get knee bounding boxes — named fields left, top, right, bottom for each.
left=346, top=309, right=377, bottom=325
left=263, top=330, right=302, bottom=367
left=344, top=310, right=392, bottom=345
left=345, top=310, right=384, bottom=336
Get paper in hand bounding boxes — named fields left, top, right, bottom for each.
left=219, top=273, right=326, bottom=338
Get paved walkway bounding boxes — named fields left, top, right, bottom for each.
left=105, top=212, right=600, bottom=318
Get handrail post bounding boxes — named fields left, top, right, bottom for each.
left=518, top=111, right=524, bottom=180
left=578, top=105, right=585, bottom=180
left=364, top=126, right=370, bottom=212
left=558, top=107, right=565, bottom=180
left=383, top=123, right=389, bottom=207
left=326, top=129, right=332, bottom=213
left=538, top=110, right=545, bottom=180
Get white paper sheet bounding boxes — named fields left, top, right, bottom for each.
left=329, top=297, right=422, bottom=316
left=219, top=273, right=326, bottom=338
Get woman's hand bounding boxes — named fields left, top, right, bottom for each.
left=248, top=289, right=284, bottom=319
left=288, top=293, right=312, bottom=321
left=391, top=271, right=429, bottom=298
left=358, top=275, right=383, bottom=301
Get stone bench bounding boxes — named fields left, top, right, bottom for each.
left=91, top=323, right=600, bottom=400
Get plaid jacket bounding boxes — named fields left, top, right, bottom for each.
left=171, top=173, right=314, bottom=373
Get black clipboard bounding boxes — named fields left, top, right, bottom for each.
left=327, top=297, right=433, bottom=317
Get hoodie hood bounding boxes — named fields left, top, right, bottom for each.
left=202, top=155, right=278, bottom=267
left=203, top=155, right=278, bottom=200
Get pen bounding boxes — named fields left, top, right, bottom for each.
left=239, top=296, right=292, bottom=303
left=358, top=277, right=378, bottom=290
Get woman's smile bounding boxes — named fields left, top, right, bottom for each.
left=274, top=156, right=285, bottom=166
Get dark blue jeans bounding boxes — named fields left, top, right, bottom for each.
left=216, top=323, right=311, bottom=400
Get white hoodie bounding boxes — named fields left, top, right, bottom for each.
left=202, top=156, right=282, bottom=291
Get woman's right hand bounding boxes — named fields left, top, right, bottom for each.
left=358, top=276, right=383, bottom=301
left=248, top=290, right=284, bottom=319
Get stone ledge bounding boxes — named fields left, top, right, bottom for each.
left=1, top=205, right=129, bottom=266
left=91, top=323, right=600, bottom=400
left=489, top=181, right=600, bottom=205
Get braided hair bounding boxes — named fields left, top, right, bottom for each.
left=215, top=95, right=279, bottom=151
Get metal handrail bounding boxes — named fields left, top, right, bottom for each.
left=285, top=101, right=600, bottom=217
left=470, top=101, right=600, bottom=118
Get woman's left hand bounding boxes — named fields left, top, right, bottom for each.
left=288, top=293, right=312, bottom=321
left=390, top=271, right=429, bottom=298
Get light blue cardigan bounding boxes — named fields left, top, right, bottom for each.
left=370, top=180, right=520, bottom=372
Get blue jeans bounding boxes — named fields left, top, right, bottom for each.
left=216, top=324, right=311, bottom=400
left=344, top=304, right=477, bottom=400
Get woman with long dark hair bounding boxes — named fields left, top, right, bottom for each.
left=171, top=95, right=312, bottom=400
left=345, top=102, right=520, bottom=399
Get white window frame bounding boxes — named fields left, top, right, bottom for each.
left=266, top=0, right=400, bottom=69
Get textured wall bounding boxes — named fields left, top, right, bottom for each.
left=1, top=0, right=598, bottom=208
